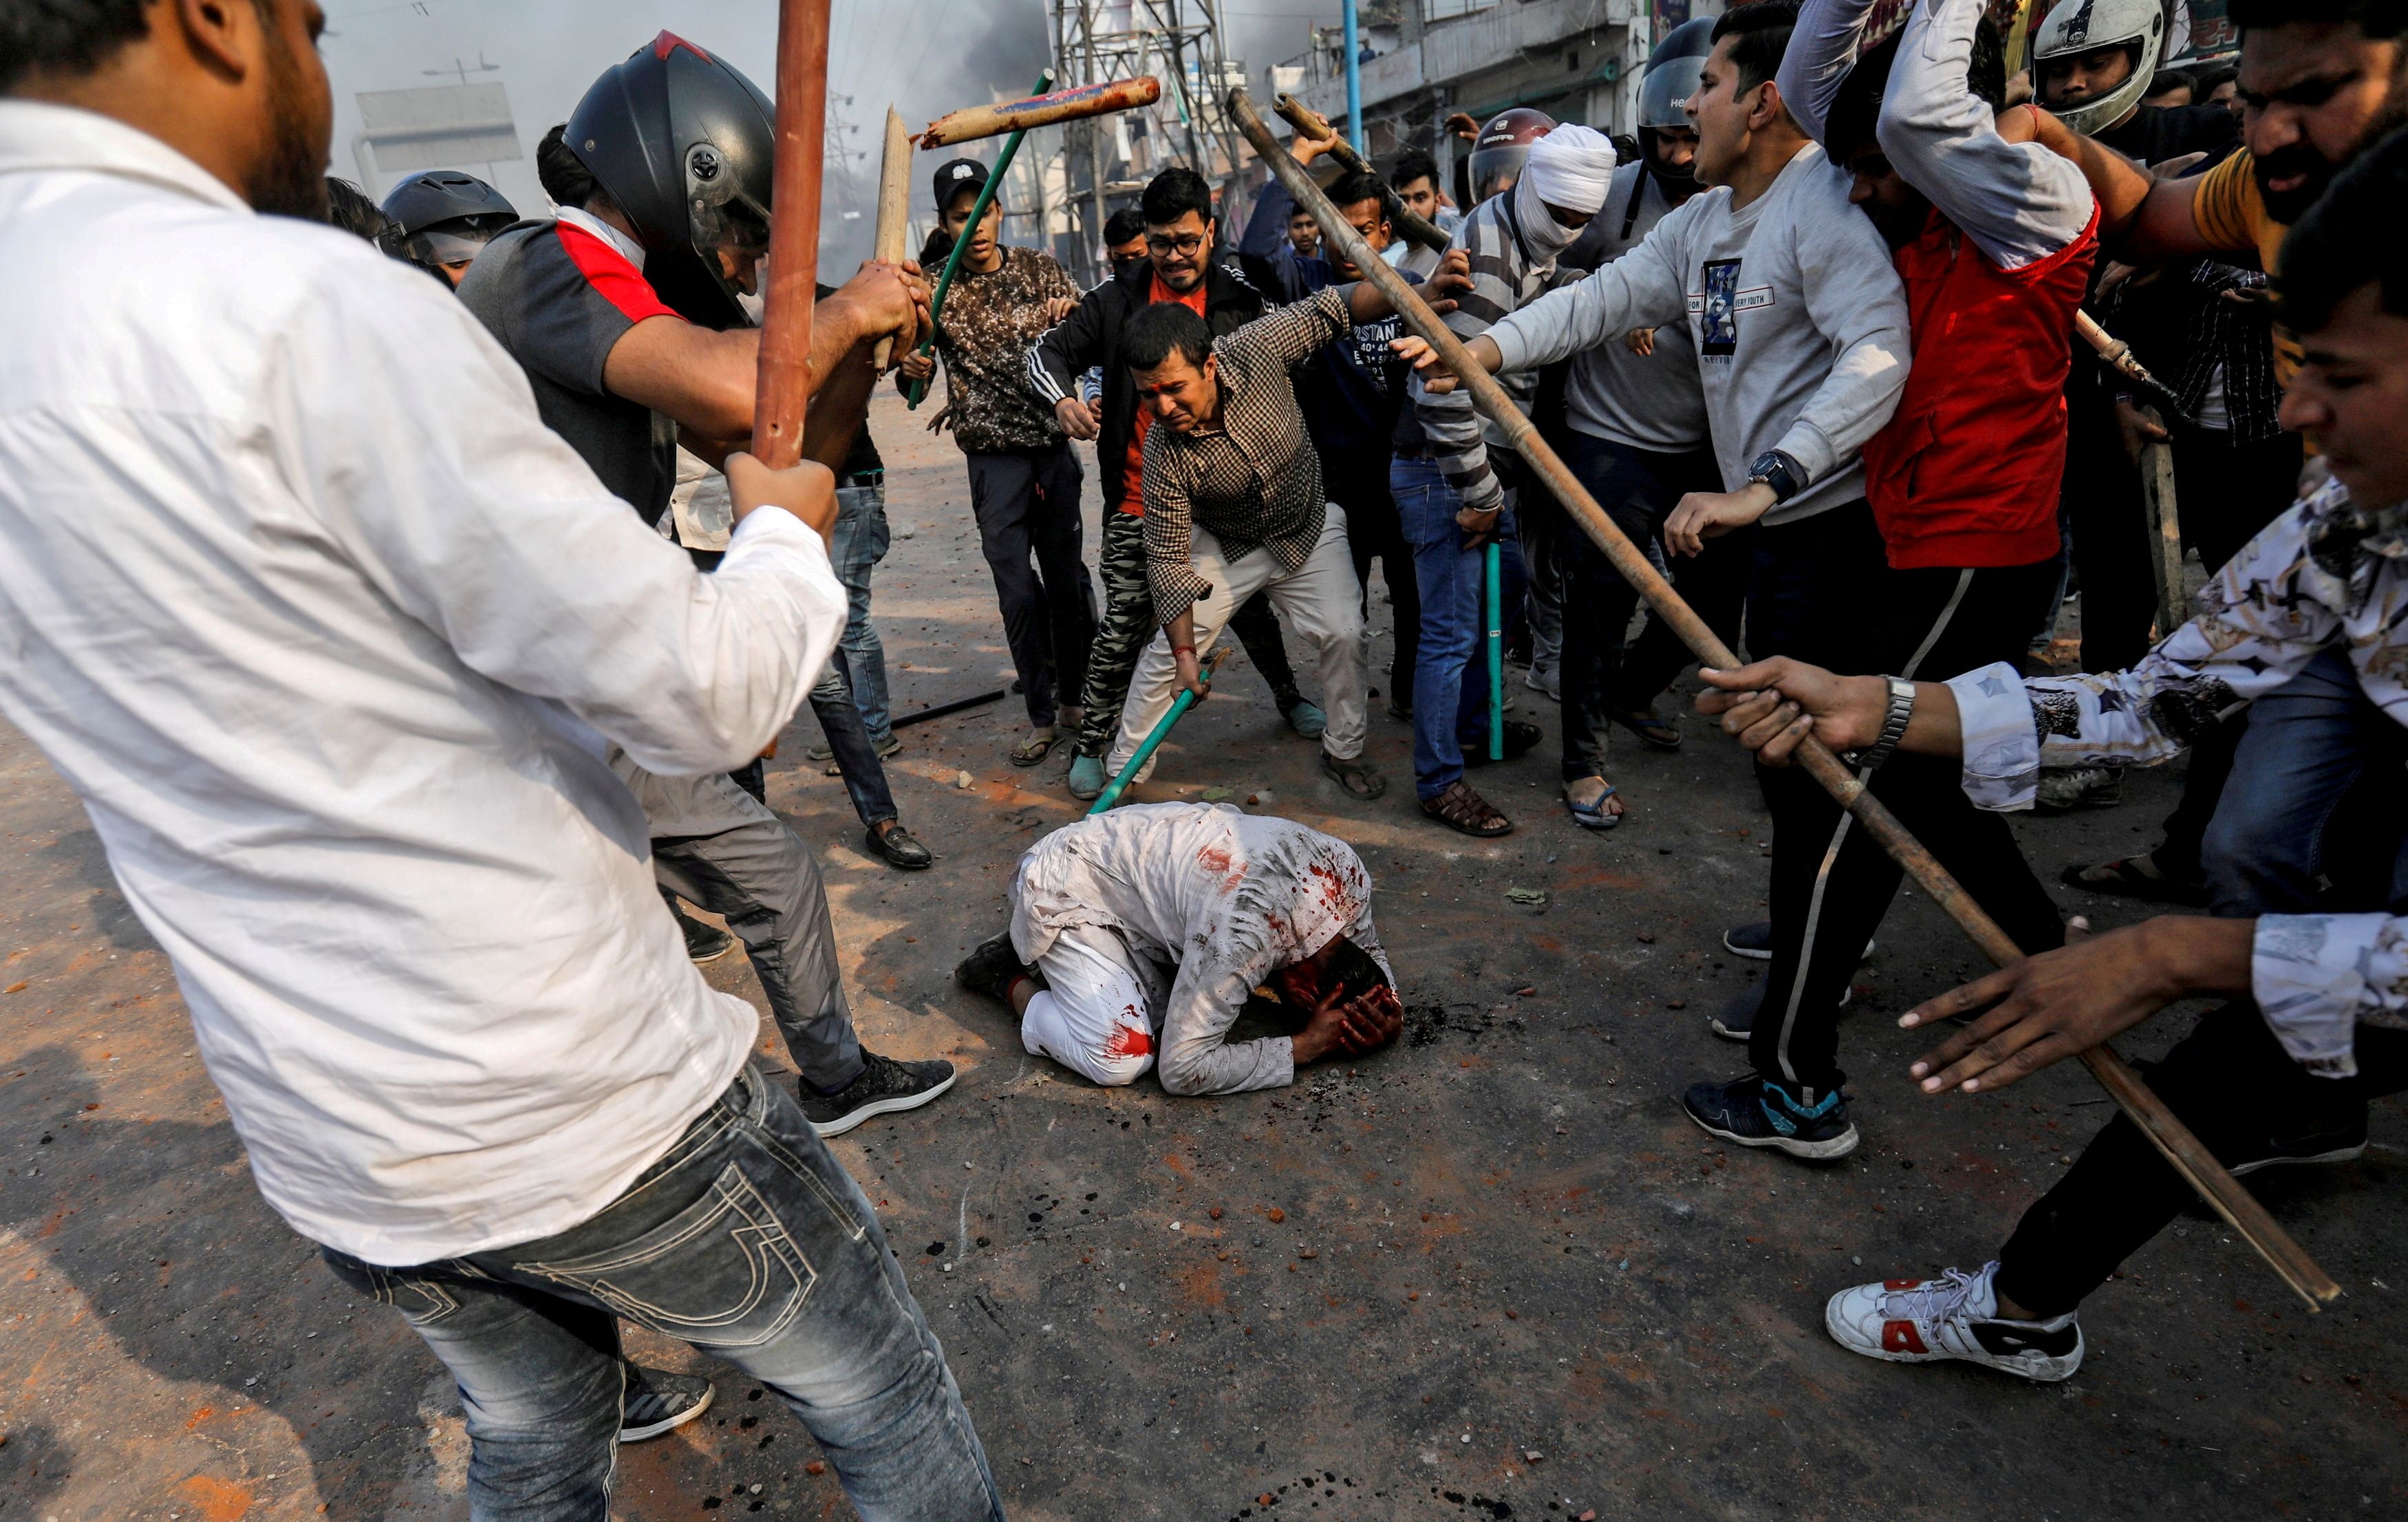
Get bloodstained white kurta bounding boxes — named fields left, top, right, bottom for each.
left=1009, top=803, right=1389, bottom=1095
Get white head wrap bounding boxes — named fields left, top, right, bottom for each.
left=1520, top=124, right=1619, bottom=218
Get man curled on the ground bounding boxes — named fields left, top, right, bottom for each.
left=956, top=802, right=1404, bottom=1093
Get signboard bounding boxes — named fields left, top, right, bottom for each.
left=353, top=83, right=520, bottom=189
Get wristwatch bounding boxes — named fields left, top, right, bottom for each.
left=1746, top=449, right=1805, bottom=505
left=1849, top=676, right=1917, bottom=772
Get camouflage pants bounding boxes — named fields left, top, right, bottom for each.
left=1074, top=508, right=1302, bottom=758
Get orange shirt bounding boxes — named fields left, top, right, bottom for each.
left=1118, top=274, right=1212, bottom=516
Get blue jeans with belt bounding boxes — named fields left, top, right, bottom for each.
left=321, top=1063, right=1002, bottom=1522
left=1393, top=453, right=1525, bottom=802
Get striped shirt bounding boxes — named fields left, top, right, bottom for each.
left=1412, top=190, right=1576, bottom=511
left=1142, top=286, right=1353, bottom=623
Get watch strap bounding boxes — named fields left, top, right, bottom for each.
left=1851, top=676, right=1916, bottom=772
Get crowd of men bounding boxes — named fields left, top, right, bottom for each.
left=1, top=0, right=2405, bottom=1514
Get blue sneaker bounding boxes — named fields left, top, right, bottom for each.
left=1066, top=753, right=1108, bottom=801
left=1283, top=698, right=1327, bottom=740
left=1682, top=1073, right=1860, bottom=1160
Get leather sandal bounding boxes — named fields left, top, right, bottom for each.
left=1420, top=780, right=1512, bottom=837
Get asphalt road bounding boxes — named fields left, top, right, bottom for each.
left=3, top=389, right=2400, bottom=1521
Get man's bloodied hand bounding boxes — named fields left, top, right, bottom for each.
left=1293, top=981, right=1402, bottom=1064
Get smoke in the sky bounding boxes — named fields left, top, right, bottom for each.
left=321, top=0, right=1332, bottom=272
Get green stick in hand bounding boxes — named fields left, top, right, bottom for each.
left=1088, top=657, right=1214, bottom=815
left=905, top=69, right=1052, bottom=409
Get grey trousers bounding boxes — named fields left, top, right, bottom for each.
left=619, top=758, right=864, bottom=1094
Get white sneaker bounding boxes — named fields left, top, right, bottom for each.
left=1824, top=1261, right=2083, bottom=1382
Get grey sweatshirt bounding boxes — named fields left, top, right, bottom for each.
left=1558, top=162, right=1710, bottom=454
left=1484, top=143, right=1911, bottom=524
left=1779, top=0, right=2093, bottom=272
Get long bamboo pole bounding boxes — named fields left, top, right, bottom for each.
left=1226, top=84, right=2341, bottom=1312
left=752, top=0, right=832, bottom=469
left=1273, top=93, right=1450, bottom=253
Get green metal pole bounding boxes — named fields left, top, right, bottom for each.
left=1485, top=541, right=1503, bottom=762
left=1088, top=658, right=1213, bottom=815
left=906, top=69, right=1052, bottom=409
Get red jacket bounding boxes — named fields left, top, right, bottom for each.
left=1864, top=204, right=2098, bottom=570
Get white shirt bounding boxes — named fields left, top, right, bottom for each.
left=1944, top=473, right=2408, bottom=1078
left=0, top=102, right=847, bottom=1263
left=1009, top=804, right=1390, bottom=1096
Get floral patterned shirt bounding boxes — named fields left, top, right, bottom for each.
left=1946, top=473, right=2408, bottom=1076
left=929, top=245, right=1077, bottom=454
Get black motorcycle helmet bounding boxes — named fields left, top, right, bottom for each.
left=563, top=31, right=775, bottom=329
left=380, top=170, right=516, bottom=279
left=1636, top=16, right=1715, bottom=195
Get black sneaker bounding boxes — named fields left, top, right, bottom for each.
left=1459, top=719, right=1543, bottom=768
left=670, top=900, right=738, bottom=964
left=619, top=1364, right=713, bottom=1441
left=799, top=1050, right=957, bottom=1138
left=2228, top=1110, right=2370, bottom=1177
left=1682, top=1073, right=1860, bottom=1160
left=1721, top=921, right=1876, bottom=963
left=1709, top=981, right=1849, bottom=1042
left=955, top=931, right=1033, bottom=1003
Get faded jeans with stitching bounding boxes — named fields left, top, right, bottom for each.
left=321, top=1063, right=1002, bottom=1522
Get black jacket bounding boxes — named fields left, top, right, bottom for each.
left=1026, top=253, right=1265, bottom=512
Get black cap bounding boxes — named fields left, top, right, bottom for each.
left=932, top=157, right=989, bottom=212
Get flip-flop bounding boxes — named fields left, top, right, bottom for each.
left=1562, top=781, right=1621, bottom=830
left=1320, top=751, right=1388, bottom=800
left=1607, top=705, right=1683, bottom=751
left=2059, top=853, right=2207, bottom=907
left=1009, top=727, right=1061, bottom=768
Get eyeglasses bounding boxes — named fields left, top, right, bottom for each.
left=1144, top=232, right=1207, bottom=257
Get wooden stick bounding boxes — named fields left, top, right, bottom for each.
left=2137, top=409, right=2189, bottom=639
left=917, top=77, right=1162, bottom=150
left=752, top=0, right=832, bottom=469
left=1271, top=93, right=1450, bottom=253
left=869, top=107, right=912, bottom=370
left=1227, top=83, right=2343, bottom=1313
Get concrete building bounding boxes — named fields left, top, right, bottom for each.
left=1272, top=1, right=1729, bottom=177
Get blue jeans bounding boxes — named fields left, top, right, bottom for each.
left=2202, top=645, right=2408, bottom=917
left=814, top=481, right=893, bottom=746
left=1393, top=454, right=1525, bottom=802
left=322, top=1064, right=1002, bottom=1522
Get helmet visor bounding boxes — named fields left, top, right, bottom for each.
left=408, top=226, right=501, bottom=269
left=1637, top=56, right=1706, bottom=129
left=1468, top=142, right=1531, bottom=205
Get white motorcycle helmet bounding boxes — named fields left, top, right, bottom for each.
left=2032, top=0, right=2168, bottom=138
